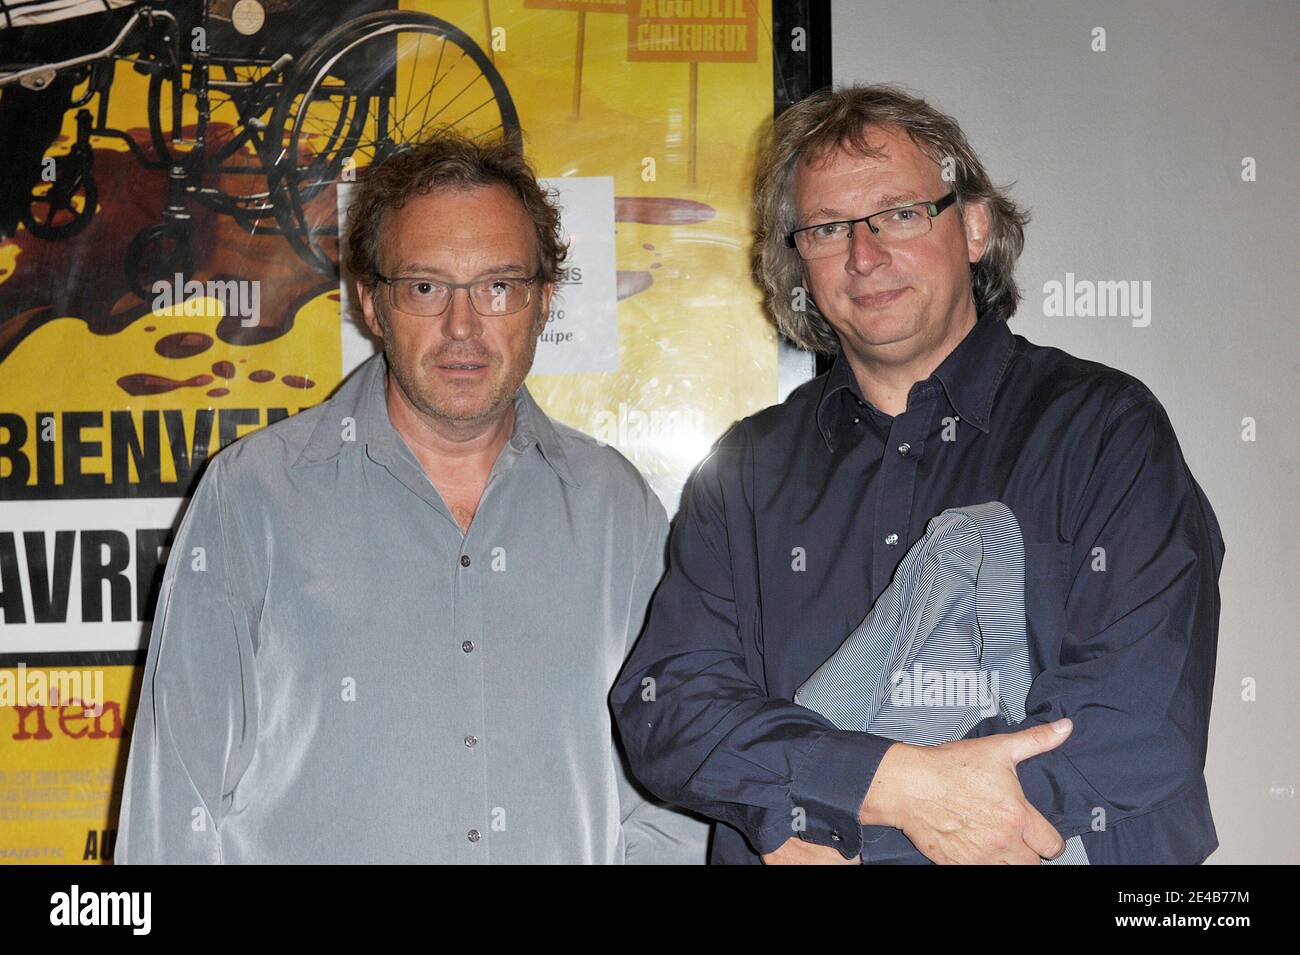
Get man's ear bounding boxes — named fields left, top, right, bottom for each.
left=534, top=282, right=555, bottom=337
left=963, top=198, right=992, bottom=263
left=357, top=279, right=385, bottom=340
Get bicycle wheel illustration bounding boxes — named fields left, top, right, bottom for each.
left=23, top=140, right=98, bottom=241
left=267, top=10, right=521, bottom=278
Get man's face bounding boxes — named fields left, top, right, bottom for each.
left=793, top=126, right=989, bottom=357
left=357, top=183, right=552, bottom=429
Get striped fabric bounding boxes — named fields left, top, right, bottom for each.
left=794, top=500, right=1089, bottom=865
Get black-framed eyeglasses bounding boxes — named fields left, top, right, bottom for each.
left=785, top=192, right=958, bottom=260
left=372, top=272, right=540, bottom=317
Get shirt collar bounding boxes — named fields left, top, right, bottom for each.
left=507, top=377, right=580, bottom=487
left=815, top=312, right=1015, bottom=451
left=815, top=348, right=875, bottom=452
left=294, top=351, right=579, bottom=487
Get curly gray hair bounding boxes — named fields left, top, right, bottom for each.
left=754, top=84, right=1030, bottom=354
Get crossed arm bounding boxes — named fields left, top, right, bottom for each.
left=611, top=392, right=1223, bottom=864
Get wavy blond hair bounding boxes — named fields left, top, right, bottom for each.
left=754, top=84, right=1030, bottom=354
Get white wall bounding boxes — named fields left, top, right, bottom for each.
left=831, top=0, right=1300, bottom=863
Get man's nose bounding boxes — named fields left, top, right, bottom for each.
left=440, top=287, right=483, bottom=341
left=845, top=222, right=891, bottom=275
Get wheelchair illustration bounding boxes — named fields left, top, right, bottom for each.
left=0, top=0, right=521, bottom=296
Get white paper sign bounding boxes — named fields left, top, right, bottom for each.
left=532, top=176, right=619, bottom=374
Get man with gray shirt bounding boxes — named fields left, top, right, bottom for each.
left=117, top=134, right=708, bottom=864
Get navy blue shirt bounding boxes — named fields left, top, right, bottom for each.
left=612, top=312, right=1226, bottom=864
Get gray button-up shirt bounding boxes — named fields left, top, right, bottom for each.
left=117, top=351, right=709, bottom=864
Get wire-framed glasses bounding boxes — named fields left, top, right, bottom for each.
left=372, top=272, right=540, bottom=316
left=785, top=192, right=958, bottom=260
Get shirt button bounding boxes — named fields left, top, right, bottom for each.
left=461, top=640, right=474, bottom=654
left=830, top=830, right=842, bottom=842
left=885, top=533, right=899, bottom=546
left=852, top=417, right=861, bottom=425
left=459, top=554, right=471, bottom=567
left=464, top=735, right=478, bottom=748
left=897, top=442, right=911, bottom=456
left=467, top=829, right=481, bottom=843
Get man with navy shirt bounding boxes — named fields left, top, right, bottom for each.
left=612, top=85, right=1224, bottom=865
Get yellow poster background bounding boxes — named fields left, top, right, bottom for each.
left=0, top=0, right=778, bottom=862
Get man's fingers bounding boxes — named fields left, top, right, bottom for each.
left=1000, top=842, right=1045, bottom=865
left=1020, top=803, right=1067, bottom=860
left=1001, top=718, right=1072, bottom=764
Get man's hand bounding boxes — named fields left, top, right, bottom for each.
left=860, top=718, right=1074, bottom=864
left=762, top=837, right=861, bottom=865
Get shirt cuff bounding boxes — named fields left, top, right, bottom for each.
left=789, top=728, right=896, bottom=859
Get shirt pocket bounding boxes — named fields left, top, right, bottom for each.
left=1024, top=541, right=1071, bottom=579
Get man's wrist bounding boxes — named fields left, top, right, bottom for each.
left=859, top=741, right=912, bottom=827
left=783, top=729, right=894, bottom=858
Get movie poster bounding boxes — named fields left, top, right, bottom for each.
left=0, top=0, right=784, bottom=862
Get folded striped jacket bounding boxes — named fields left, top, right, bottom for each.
left=794, top=500, right=1089, bottom=865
